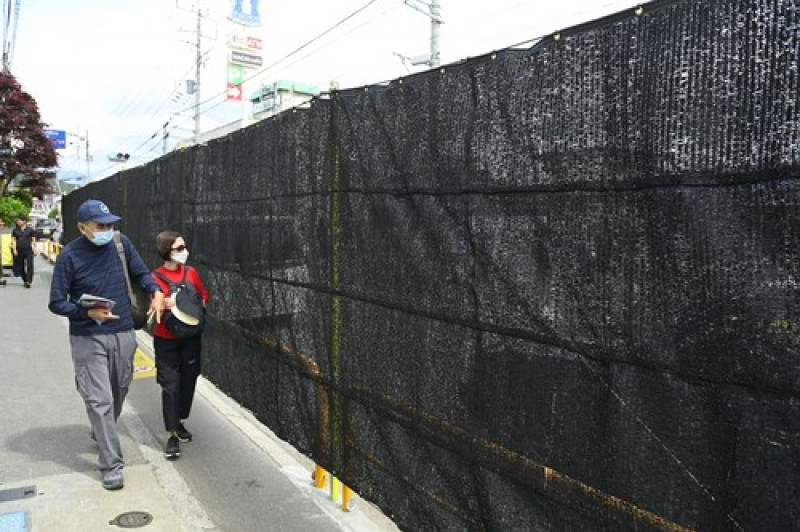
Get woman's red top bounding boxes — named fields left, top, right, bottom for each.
left=151, top=264, right=209, bottom=340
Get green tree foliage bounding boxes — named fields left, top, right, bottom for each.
left=0, top=71, right=57, bottom=197
left=0, top=194, right=29, bottom=225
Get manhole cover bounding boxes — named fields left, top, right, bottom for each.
left=109, top=511, right=153, bottom=528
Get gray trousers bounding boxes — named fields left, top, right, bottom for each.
left=69, top=331, right=136, bottom=474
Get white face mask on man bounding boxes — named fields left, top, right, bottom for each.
left=80, top=223, right=114, bottom=246
left=170, top=249, right=189, bottom=264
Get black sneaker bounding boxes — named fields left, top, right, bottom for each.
left=176, top=423, right=193, bottom=442
left=165, top=435, right=180, bottom=460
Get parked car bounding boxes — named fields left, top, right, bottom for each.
left=34, top=218, right=59, bottom=240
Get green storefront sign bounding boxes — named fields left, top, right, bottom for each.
left=227, top=65, right=245, bottom=84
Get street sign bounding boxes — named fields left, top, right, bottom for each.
left=230, top=51, right=263, bottom=68
left=229, top=0, right=261, bottom=26
left=229, top=35, right=263, bottom=51
left=45, top=129, right=67, bottom=149
left=226, top=83, right=243, bottom=101
left=227, top=65, right=245, bottom=84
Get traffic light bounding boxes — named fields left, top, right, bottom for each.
left=107, top=152, right=130, bottom=162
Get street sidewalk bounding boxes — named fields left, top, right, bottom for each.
left=0, top=256, right=397, bottom=532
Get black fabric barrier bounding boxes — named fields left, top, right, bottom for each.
left=62, top=0, right=800, bottom=529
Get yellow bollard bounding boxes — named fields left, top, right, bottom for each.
left=314, top=465, right=327, bottom=488
left=331, top=476, right=340, bottom=501
left=314, top=465, right=353, bottom=512
left=342, top=485, right=353, bottom=512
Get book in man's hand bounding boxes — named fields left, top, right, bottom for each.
left=78, top=294, right=116, bottom=310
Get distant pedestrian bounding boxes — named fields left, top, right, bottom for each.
left=48, top=199, right=165, bottom=490
left=0, top=218, right=6, bottom=287
left=53, top=221, right=63, bottom=245
left=11, top=214, right=37, bottom=288
left=150, top=230, right=208, bottom=460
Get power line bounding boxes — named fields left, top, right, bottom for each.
left=100, top=0, right=388, bottom=168
left=177, top=0, right=381, bottom=120
left=118, top=0, right=652, bottom=174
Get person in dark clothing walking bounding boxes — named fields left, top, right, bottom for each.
left=49, top=199, right=165, bottom=490
left=150, top=230, right=209, bottom=460
left=11, top=214, right=37, bottom=288
left=0, top=218, right=7, bottom=286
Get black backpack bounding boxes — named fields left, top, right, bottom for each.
left=154, top=267, right=205, bottom=338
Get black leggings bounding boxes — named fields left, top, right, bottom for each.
left=153, top=334, right=202, bottom=432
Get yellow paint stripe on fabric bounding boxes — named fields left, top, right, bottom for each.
left=134, top=348, right=156, bottom=380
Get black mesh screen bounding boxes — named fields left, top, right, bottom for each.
left=62, top=0, right=800, bottom=530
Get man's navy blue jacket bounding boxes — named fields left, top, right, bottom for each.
left=49, top=233, right=160, bottom=336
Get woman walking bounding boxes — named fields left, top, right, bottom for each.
left=151, top=230, right=209, bottom=460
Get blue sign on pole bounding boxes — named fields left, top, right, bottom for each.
left=229, top=0, right=261, bottom=26
left=45, top=129, right=67, bottom=149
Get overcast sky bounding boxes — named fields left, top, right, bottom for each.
left=10, top=0, right=647, bottom=183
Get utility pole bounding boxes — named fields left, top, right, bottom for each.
left=163, top=121, right=170, bottom=155
left=402, top=0, right=443, bottom=68
left=194, top=5, right=201, bottom=138
left=429, top=0, right=441, bottom=67
left=1, top=0, right=21, bottom=73
left=177, top=1, right=214, bottom=142
left=66, top=131, right=91, bottom=182
left=85, top=130, right=91, bottom=181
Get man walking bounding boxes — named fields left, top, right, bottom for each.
left=11, top=214, right=37, bottom=288
left=48, top=199, right=164, bottom=490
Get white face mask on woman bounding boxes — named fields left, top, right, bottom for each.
left=170, top=249, right=189, bottom=264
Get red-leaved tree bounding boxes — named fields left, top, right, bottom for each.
left=0, top=71, right=58, bottom=197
